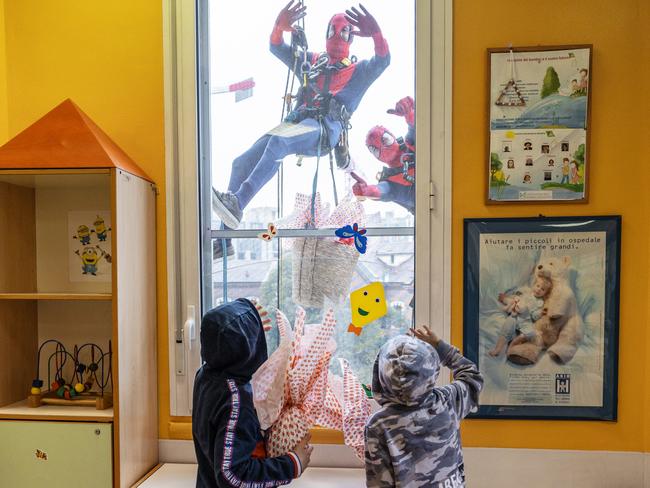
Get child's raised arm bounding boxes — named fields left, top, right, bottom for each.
left=412, top=326, right=484, bottom=419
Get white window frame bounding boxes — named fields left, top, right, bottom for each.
left=164, top=0, right=453, bottom=417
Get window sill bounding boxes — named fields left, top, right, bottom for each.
left=167, top=421, right=344, bottom=445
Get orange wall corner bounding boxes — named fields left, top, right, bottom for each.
left=643, top=0, right=650, bottom=456
left=0, top=0, right=8, bottom=143
left=1, top=0, right=649, bottom=453
left=2, top=0, right=172, bottom=438
left=453, top=0, right=649, bottom=452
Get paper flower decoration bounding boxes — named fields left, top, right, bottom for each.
left=253, top=307, right=336, bottom=457
left=253, top=307, right=373, bottom=461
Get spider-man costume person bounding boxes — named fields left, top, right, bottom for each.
left=352, top=96, right=415, bottom=214
left=213, top=2, right=390, bottom=254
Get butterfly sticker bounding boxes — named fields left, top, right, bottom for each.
left=35, top=449, right=48, bottom=461
left=335, top=223, right=367, bottom=254
left=258, top=223, right=277, bottom=242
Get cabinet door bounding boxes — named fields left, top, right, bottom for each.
left=0, top=421, right=112, bottom=487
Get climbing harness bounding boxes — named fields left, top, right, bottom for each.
left=376, top=136, right=416, bottom=185
left=279, top=7, right=359, bottom=227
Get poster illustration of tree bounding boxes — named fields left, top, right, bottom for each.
left=487, top=46, right=592, bottom=203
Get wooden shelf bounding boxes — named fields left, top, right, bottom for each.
left=0, top=399, right=113, bottom=422
left=0, top=293, right=112, bottom=301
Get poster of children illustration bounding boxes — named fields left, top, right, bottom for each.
left=487, top=46, right=591, bottom=202
left=464, top=217, right=620, bottom=420
left=68, top=211, right=112, bottom=283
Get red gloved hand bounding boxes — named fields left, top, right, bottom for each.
left=387, top=96, right=415, bottom=126
left=353, top=180, right=381, bottom=199
left=274, top=0, right=307, bottom=33
left=352, top=180, right=367, bottom=196
left=345, top=4, right=380, bottom=37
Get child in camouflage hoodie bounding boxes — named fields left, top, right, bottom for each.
left=365, top=326, right=484, bottom=488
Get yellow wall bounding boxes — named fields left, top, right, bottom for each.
left=0, top=0, right=648, bottom=452
left=643, top=0, right=650, bottom=455
left=0, top=0, right=8, bottom=142
left=453, top=0, right=649, bottom=451
left=1, top=0, right=171, bottom=436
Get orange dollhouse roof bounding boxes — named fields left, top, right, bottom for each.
left=0, top=99, right=152, bottom=182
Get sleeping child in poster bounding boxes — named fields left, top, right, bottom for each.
left=488, top=275, right=552, bottom=357
left=477, top=232, right=606, bottom=408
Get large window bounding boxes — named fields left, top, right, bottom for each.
left=203, top=0, right=415, bottom=385
left=165, top=0, right=451, bottom=418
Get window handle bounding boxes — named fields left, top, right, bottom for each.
left=184, top=305, right=197, bottom=351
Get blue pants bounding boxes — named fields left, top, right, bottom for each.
left=378, top=181, right=415, bottom=214
left=560, top=175, right=569, bottom=184
left=228, top=118, right=341, bottom=210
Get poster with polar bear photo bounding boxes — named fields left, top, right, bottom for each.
left=464, top=217, right=620, bottom=420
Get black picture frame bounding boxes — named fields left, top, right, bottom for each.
left=463, top=216, right=620, bottom=420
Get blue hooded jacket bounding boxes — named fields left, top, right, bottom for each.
left=192, top=299, right=301, bottom=487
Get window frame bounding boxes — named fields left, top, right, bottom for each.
left=164, top=0, right=453, bottom=420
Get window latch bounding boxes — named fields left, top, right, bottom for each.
left=175, top=305, right=197, bottom=376
left=429, top=180, right=436, bottom=211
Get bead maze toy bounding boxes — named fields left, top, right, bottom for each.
left=28, top=339, right=113, bottom=410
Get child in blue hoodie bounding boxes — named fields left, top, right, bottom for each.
left=193, top=298, right=312, bottom=488
left=365, top=325, right=484, bottom=488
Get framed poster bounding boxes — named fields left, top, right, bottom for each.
left=487, top=45, right=592, bottom=203
left=463, top=216, right=620, bottom=420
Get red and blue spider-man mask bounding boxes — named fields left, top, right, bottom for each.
left=366, top=125, right=400, bottom=164
left=326, top=14, right=353, bottom=62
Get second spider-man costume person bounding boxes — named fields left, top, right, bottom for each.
left=212, top=1, right=390, bottom=238
left=352, top=96, right=415, bottom=214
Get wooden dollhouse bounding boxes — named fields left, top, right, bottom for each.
left=0, top=99, right=158, bottom=488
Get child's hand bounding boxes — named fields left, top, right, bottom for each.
left=510, top=334, right=528, bottom=346
left=410, top=325, right=440, bottom=347
left=293, top=433, right=313, bottom=473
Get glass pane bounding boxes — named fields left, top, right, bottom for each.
left=208, top=0, right=416, bottom=228
left=211, top=236, right=413, bottom=384
left=205, top=0, right=417, bottom=399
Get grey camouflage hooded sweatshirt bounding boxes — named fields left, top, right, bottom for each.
left=365, top=335, right=484, bottom=488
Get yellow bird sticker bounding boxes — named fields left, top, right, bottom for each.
left=348, top=282, right=387, bottom=336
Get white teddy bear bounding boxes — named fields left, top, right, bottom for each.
left=535, top=256, right=584, bottom=364
left=506, top=255, right=584, bottom=365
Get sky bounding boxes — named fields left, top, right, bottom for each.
left=208, top=0, right=415, bottom=226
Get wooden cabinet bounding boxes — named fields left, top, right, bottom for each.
left=0, top=100, right=158, bottom=487
left=0, top=421, right=113, bottom=487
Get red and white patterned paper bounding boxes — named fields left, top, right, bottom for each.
left=253, top=307, right=371, bottom=460
left=340, top=358, right=372, bottom=461
left=263, top=308, right=337, bottom=457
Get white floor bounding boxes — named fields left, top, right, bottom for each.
left=137, top=464, right=365, bottom=488
left=153, top=442, right=650, bottom=488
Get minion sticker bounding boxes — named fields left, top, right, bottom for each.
left=69, top=211, right=112, bottom=283
left=93, top=215, right=111, bottom=242
left=75, top=245, right=110, bottom=276
left=73, top=225, right=92, bottom=245
left=348, top=282, right=388, bottom=336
